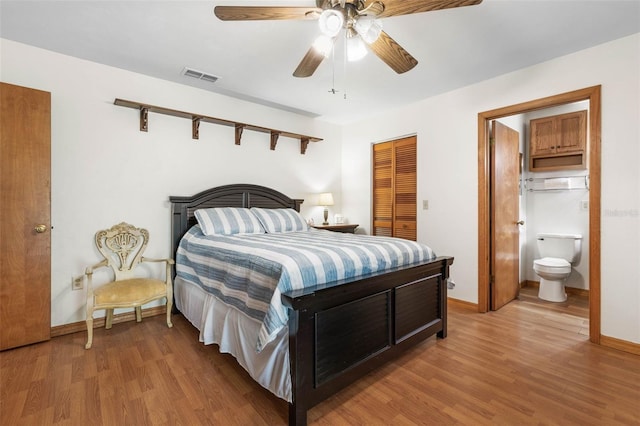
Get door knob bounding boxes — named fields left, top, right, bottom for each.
left=516, top=220, right=525, bottom=226
left=34, top=224, right=47, bottom=233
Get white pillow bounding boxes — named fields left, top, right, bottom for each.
left=250, top=208, right=309, bottom=233
left=195, top=207, right=265, bottom=236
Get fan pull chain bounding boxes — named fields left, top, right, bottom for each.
left=343, top=29, right=348, bottom=100
left=329, top=38, right=339, bottom=95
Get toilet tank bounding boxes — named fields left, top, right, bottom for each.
left=536, top=233, right=583, bottom=264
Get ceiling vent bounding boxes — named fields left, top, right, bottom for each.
left=182, top=67, right=219, bottom=83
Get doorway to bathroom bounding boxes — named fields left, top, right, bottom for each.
left=477, top=86, right=601, bottom=344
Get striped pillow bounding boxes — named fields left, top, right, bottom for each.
left=250, top=208, right=309, bottom=233
left=195, top=207, right=265, bottom=236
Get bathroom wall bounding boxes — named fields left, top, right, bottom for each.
left=522, top=101, right=591, bottom=290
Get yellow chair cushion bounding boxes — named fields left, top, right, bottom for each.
left=93, top=278, right=167, bottom=307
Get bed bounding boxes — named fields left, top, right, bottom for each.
left=170, top=184, right=453, bottom=426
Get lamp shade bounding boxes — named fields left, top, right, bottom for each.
left=318, top=9, right=344, bottom=37
left=347, top=35, right=367, bottom=62
left=318, top=192, right=334, bottom=206
left=313, top=35, right=333, bottom=58
left=354, top=16, right=382, bottom=44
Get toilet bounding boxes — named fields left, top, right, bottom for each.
left=533, top=233, right=582, bottom=302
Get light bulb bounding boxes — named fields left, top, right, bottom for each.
left=313, top=35, right=333, bottom=58
left=354, top=16, right=382, bottom=44
left=318, top=9, right=344, bottom=37
left=347, top=36, right=367, bottom=61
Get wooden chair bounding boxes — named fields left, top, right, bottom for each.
left=85, top=222, right=174, bottom=349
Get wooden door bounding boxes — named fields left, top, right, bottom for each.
left=490, top=121, right=520, bottom=310
left=0, top=82, right=51, bottom=350
left=393, top=137, right=417, bottom=241
left=372, top=141, right=393, bottom=237
left=372, top=136, right=416, bottom=240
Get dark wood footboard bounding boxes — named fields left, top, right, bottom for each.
left=282, top=256, right=453, bottom=426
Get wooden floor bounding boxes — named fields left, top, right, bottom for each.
left=2, top=292, right=638, bottom=426
left=517, top=285, right=590, bottom=336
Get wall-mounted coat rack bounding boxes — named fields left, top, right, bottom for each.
left=523, top=175, right=590, bottom=192
left=114, top=98, right=322, bottom=154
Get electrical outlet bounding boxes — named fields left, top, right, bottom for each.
left=72, top=275, right=84, bottom=291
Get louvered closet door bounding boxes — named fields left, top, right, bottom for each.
left=393, top=137, right=417, bottom=241
left=372, top=136, right=417, bottom=241
left=372, top=142, right=393, bottom=237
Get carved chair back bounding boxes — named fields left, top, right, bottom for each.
left=95, top=222, right=149, bottom=282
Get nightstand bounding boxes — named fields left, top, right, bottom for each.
left=311, top=224, right=359, bottom=234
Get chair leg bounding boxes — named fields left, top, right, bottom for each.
left=135, top=306, right=142, bottom=322
left=85, top=297, right=94, bottom=349
left=105, top=309, right=114, bottom=329
left=166, top=287, right=173, bottom=328
left=166, top=301, right=173, bottom=328
left=85, top=315, right=93, bottom=349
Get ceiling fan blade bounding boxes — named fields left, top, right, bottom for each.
left=359, top=1, right=385, bottom=17
left=293, top=46, right=327, bottom=78
left=377, top=0, right=482, bottom=18
left=214, top=6, right=321, bottom=21
left=368, top=31, right=418, bottom=74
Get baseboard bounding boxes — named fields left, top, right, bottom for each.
left=447, top=297, right=478, bottom=311
left=522, top=280, right=590, bottom=297
left=50, top=305, right=167, bottom=338
left=600, top=335, right=640, bottom=356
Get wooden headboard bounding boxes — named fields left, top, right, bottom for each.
left=169, top=183, right=304, bottom=261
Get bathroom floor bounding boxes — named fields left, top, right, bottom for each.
left=516, top=285, right=590, bottom=337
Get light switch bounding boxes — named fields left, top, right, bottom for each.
left=423, top=200, right=429, bottom=210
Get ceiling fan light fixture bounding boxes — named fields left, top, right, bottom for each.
left=354, top=15, right=382, bottom=44
left=346, top=35, right=367, bottom=61
left=318, top=9, right=344, bottom=37
left=313, top=35, right=333, bottom=58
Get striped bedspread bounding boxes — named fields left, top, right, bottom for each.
left=176, top=226, right=436, bottom=351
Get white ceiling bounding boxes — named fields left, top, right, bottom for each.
left=1, top=0, right=639, bottom=124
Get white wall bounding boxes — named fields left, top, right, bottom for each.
left=341, top=34, right=640, bottom=344
left=1, top=39, right=342, bottom=327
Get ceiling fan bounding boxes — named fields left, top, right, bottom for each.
left=214, top=0, right=483, bottom=78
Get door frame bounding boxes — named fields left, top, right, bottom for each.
left=477, top=85, right=601, bottom=344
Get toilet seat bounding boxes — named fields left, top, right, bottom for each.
left=533, top=257, right=571, bottom=274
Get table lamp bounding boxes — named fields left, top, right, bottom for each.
left=318, top=192, right=334, bottom=225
